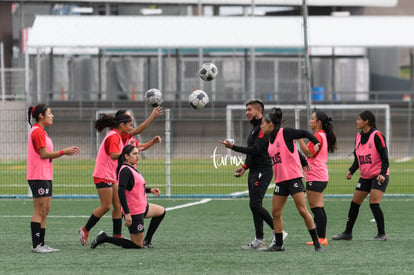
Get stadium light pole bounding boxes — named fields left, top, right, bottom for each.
left=302, top=0, right=312, bottom=129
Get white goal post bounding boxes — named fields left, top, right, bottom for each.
left=226, top=104, right=391, bottom=153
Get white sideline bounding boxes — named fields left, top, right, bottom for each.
left=165, top=198, right=211, bottom=211
left=0, top=199, right=213, bottom=218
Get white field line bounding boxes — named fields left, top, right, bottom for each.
left=0, top=199, right=213, bottom=218
left=165, top=198, right=211, bottom=211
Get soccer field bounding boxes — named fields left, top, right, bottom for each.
left=1, top=159, right=414, bottom=197
left=1, top=198, right=413, bottom=274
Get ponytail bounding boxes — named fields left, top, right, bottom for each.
left=27, top=104, right=48, bottom=126
left=95, top=113, right=132, bottom=132
left=315, top=110, right=337, bottom=153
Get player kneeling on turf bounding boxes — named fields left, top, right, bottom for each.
left=91, top=145, right=165, bottom=249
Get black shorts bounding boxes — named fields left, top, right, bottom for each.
left=306, top=181, right=328, bottom=193
left=273, top=178, right=305, bottom=197
left=95, top=182, right=114, bottom=189
left=28, top=180, right=52, bottom=198
left=356, top=176, right=389, bottom=193
left=127, top=204, right=149, bottom=234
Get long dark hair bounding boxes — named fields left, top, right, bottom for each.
left=27, top=104, right=48, bottom=126
left=95, top=113, right=132, bottom=132
left=315, top=110, right=337, bottom=153
left=359, top=110, right=376, bottom=129
left=116, top=144, right=137, bottom=177
left=115, top=109, right=128, bottom=117
left=265, top=107, right=284, bottom=141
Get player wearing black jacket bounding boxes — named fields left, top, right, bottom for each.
left=220, top=99, right=279, bottom=250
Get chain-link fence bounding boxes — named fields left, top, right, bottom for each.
left=1, top=102, right=413, bottom=198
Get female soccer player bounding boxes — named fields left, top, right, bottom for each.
left=78, top=113, right=133, bottom=245
left=115, top=109, right=162, bottom=151
left=298, top=111, right=337, bottom=246
left=332, top=110, right=389, bottom=241
left=27, top=104, right=80, bottom=253
left=261, top=107, right=322, bottom=252
left=90, top=145, right=166, bottom=249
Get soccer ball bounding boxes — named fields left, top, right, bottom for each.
left=199, top=63, right=218, bottom=81
left=189, top=90, right=209, bottom=109
left=144, top=88, right=163, bottom=107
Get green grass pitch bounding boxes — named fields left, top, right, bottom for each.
left=1, top=198, right=413, bottom=274
left=0, top=159, right=413, bottom=197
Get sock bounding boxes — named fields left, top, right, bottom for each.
left=311, top=207, right=327, bottom=239
left=104, top=236, right=142, bottom=249
left=370, top=203, right=385, bottom=235
left=144, top=211, right=166, bottom=244
left=85, top=214, right=100, bottom=232
left=308, top=228, right=320, bottom=247
left=344, top=201, right=360, bottom=234
left=275, top=232, right=283, bottom=247
left=113, top=218, right=123, bottom=236
left=31, top=222, right=41, bottom=248
left=40, top=228, right=45, bottom=246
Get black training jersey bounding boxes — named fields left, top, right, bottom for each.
left=231, top=117, right=272, bottom=169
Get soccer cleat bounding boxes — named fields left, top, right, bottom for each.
left=332, top=232, right=352, bottom=241
left=282, top=230, right=288, bottom=241
left=371, top=234, right=387, bottom=241
left=314, top=244, right=323, bottom=252
left=306, top=238, right=328, bottom=246
left=79, top=227, right=89, bottom=246
left=42, top=244, right=60, bottom=252
left=90, top=231, right=108, bottom=249
left=241, top=238, right=266, bottom=250
left=143, top=240, right=153, bottom=249
left=32, top=244, right=54, bottom=253
left=263, top=240, right=285, bottom=252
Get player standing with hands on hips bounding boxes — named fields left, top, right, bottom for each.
left=261, top=107, right=322, bottom=252
left=332, top=110, right=389, bottom=241
left=298, top=110, right=337, bottom=246
left=27, top=104, right=80, bottom=253
left=220, top=99, right=285, bottom=250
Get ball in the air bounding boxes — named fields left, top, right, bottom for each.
left=144, top=88, right=163, bottom=107
left=189, top=90, right=209, bottom=109
left=199, top=63, right=218, bottom=81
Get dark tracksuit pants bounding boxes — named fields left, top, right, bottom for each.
left=247, top=166, right=274, bottom=239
